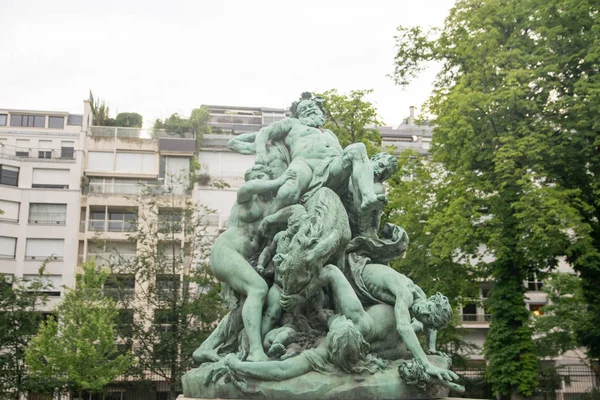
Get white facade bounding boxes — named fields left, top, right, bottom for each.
left=0, top=106, right=86, bottom=309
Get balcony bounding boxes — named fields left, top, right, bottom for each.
left=461, top=314, right=491, bottom=324
left=28, top=212, right=66, bottom=225
left=88, top=219, right=136, bottom=232
left=0, top=144, right=76, bottom=162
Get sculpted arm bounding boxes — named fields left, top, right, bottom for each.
left=320, top=265, right=373, bottom=335
left=224, top=353, right=312, bottom=381
left=228, top=131, right=258, bottom=155
left=257, top=232, right=284, bottom=270
left=255, top=119, right=294, bottom=163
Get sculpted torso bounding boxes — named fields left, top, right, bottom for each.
left=220, top=196, right=269, bottom=256
left=284, top=121, right=343, bottom=169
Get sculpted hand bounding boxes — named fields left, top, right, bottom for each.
left=258, top=217, right=271, bottom=235
left=256, top=264, right=265, bottom=275
left=424, top=364, right=459, bottom=382
left=280, top=292, right=304, bottom=310
left=223, top=354, right=242, bottom=370
left=256, top=153, right=268, bottom=165
left=278, top=169, right=297, bottom=184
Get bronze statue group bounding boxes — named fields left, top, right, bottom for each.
left=190, top=93, right=463, bottom=394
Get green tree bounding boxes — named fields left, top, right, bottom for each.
left=25, top=261, right=129, bottom=399
left=384, top=149, right=481, bottom=362
left=100, top=176, right=225, bottom=400
left=0, top=267, right=52, bottom=400
left=318, top=89, right=383, bottom=156
left=154, top=107, right=211, bottom=140
left=534, top=272, right=587, bottom=360
left=391, top=0, right=596, bottom=397
left=90, top=95, right=116, bottom=127
left=115, top=112, right=143, bottom=128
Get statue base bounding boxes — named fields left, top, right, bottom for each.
left=182, top=357, right=455, bottom=399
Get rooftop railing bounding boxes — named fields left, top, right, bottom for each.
left=89, top=126, right=195, bottom=139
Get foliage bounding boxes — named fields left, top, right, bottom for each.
left=534, top=272, right=587, bottom=359
left=25, top=261, right=129, bottom=398
left=115, top=112, right=143, bottom=128
left=317, top=89, right=383, bottom=156
left=99, top=175, right=226, bottom=400
left=154, top=107, right=211, bottom=143
left=384, top=149, right=481, bottom=360
left=90, top=95, right=116, bottom=126
left=391, top=0, right=599, bottom=396
left=0, top=266, right=51, bottom=400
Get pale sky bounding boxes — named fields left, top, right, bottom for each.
left=0, top=0, right=454, bottom=127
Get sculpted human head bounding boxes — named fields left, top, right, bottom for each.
left=326, top=315, right=386, bottom=374
left=291, top=92, right=326, bottom=128
left=411, top=292, right=452, bottom=330
left=371, top=152, right=398, bottom=182
left=244, top=164, right=272, bottom=182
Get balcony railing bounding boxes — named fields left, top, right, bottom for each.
left=461, top=314, right=492, bottom=323
left=89, top=126, right=194, bottom=139
left=88, top=220, right=136, bottom=232
left=24, top=255, right=63, bottom=261
left=28, top=212, right=66, bottom=225
left=0, top=144, right=76, bottom=161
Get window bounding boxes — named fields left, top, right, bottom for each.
left=0, top=236, right=16, bottom=259
left=115, top=152, right=156, bottom=174
left=529, top=303, right=545, bottom=316
left=25, top=238, right=64, bottom=261
left=0, top=114, right=6, bottom=126
left=38, top=140, right=52, bottom=159
left=16, top=139, right=30, bottom=157
left=32, top=168, right=69, bottom=189
left=87, top=152, right=114, bottom=171
left=28, top=203, right=67, bottom=225
left=67, top=114, right=83, bottom=126
left=0, top=200, right=19, bottom=222
left=0, top=165, right=19, bottom=187
left=156, top=274, right=180, bottom=301
left=104, top=274, right=135, bottom=303
left=10, top=114, right=45, bottom=128
left=60, top=141, right=74, bottom=159
left=22, top=275, right=62, bottom=297
left=107, top=209, right=136, bottom=232
left=115, top=309, right=134, bottom=337
left=48, top=116, right=64, bottom=129
left=461, top=303, right=477, bottom=321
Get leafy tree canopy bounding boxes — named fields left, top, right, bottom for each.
left=317, top=89, right=383, bottom=156
left=115, top=112, right=143, bottom=128
left=391, top=0, right=600, bottom=396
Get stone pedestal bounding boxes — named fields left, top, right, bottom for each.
left=181, top=359, right=453, bottom=400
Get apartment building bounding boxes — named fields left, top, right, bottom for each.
left=0, top=106, right=86, bottom=309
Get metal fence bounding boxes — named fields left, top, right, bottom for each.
left=454, top=365, right=600, bottom=399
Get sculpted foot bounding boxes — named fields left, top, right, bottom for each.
left=246, top=349, right=270, bottom=362
left=267, top=343, right=286, bottom=358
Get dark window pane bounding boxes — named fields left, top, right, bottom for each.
left=0, top=166, right=19, bottom=187
left=90, top=210, right=105, bottom=220
left=48, top=116, right=64, bottom=129
left=34, top=116, right=45, bottom=127
left=10, top=115, right=22, bottom=127
left=38, top=151, right=52, bottom=159
left=61, top=147, right=74, bottom=158
left=0, top=114, right=6, bottom=126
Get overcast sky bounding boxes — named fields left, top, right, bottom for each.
left=0, top=0, right=454, bottom=127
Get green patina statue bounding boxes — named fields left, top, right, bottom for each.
left=184, top=92, right=464, bottom=399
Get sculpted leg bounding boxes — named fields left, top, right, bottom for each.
left=261, top=285, right=283, bottom=337
left=273, top=160, right=312, bottom=210
left=344, top=143, right=386, bottom=211
left=211, top=245, right=269, bottom=362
